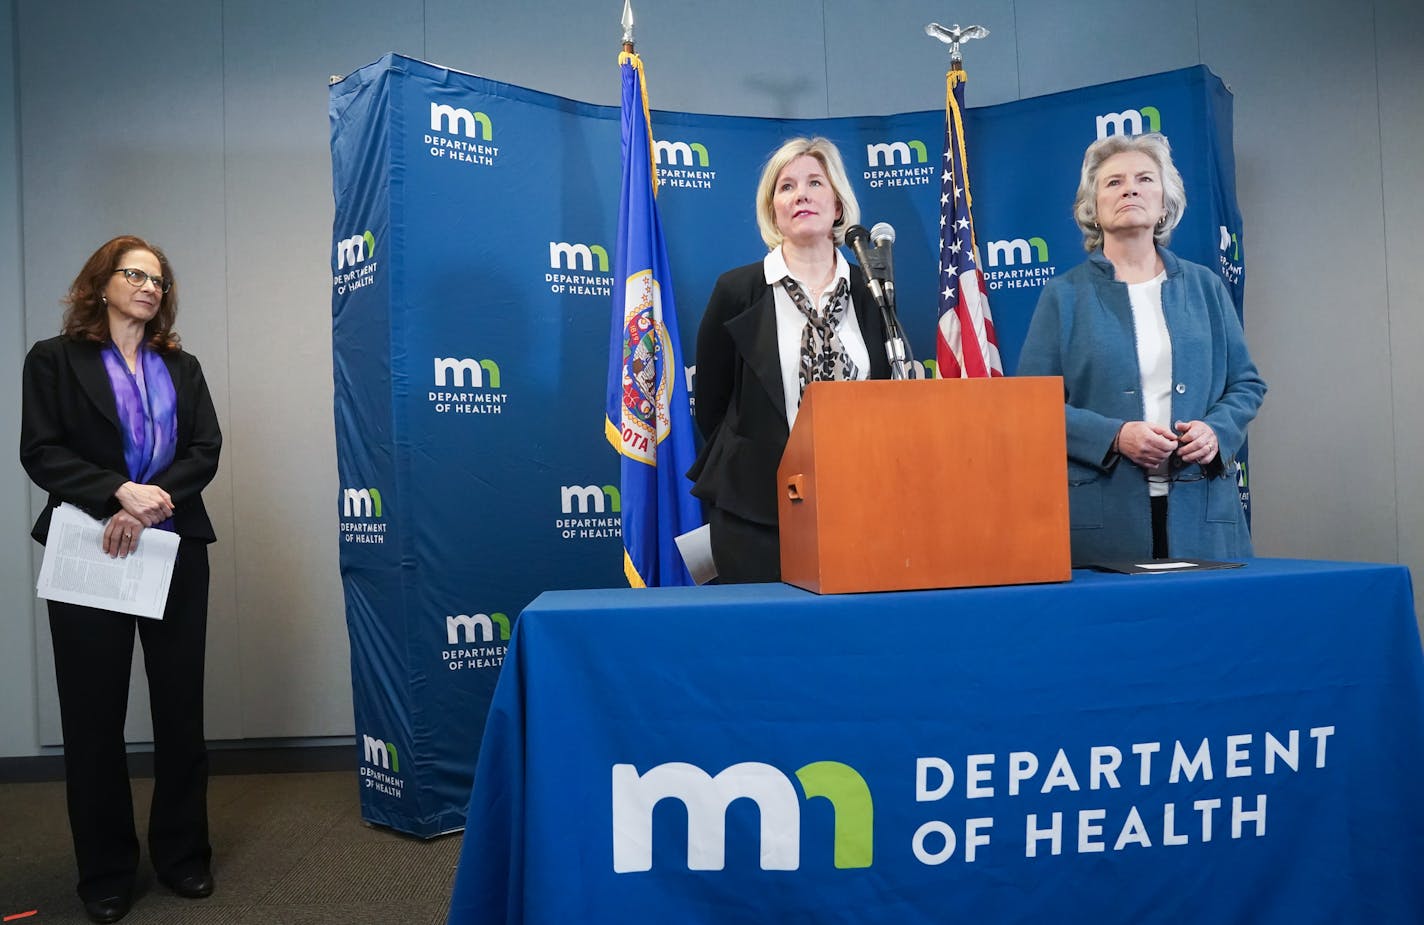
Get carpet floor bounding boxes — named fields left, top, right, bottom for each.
left=1, top=770, right=462, bottom=924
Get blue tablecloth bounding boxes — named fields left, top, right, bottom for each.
left=450, top=559, right=1424, bottom=924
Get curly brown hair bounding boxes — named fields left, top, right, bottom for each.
left=61, top=235, right=181, bottom=352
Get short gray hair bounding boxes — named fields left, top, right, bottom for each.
left=1072, top=132, right=1186, bottom=252
left=754, top=137, right=860, bottom=249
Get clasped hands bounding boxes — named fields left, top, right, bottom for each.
left=104, top=481, right=175, bottom=558
left=1116, top=420, right=1218, bottom=471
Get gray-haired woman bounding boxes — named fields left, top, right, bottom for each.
left=1018, top=132, right=1265, bottom=563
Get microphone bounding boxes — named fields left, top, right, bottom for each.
left=870, top=222, right=896, bottom=310
left=845, top=224, right=912, bottom=380
left=843, top=225, right=889, bottom=310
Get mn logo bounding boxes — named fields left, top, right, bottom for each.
left=429, top=101, right=492, bottom=140
left=335, top=230, right=375, bottom=270
left=654, top=140, right=709, bottom=168
left=1095, top=106, right=1161, bottom=138
left=985, top=236, right=1049, bottom=267
left=446, top=612, right=511, bottom=644
left=866, top=140, right=928, bottom=166
left=560, top=485, right=620, bottom=515
left=362, top=735, right=398, bottom=772
left=342, top=487, right=382, bottom=518
left=611, top=760, right=873, bottom=872
left=549, top=241, right=609, bottom=272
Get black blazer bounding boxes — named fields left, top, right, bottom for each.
left=688, top=261, right=890, bottom=526
left=20, top=335, right=222, bottom=543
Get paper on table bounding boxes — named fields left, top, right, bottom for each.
left=674, top=523, right=718, bottom=585
left=36, top=502, right=180, bottom=619
left=1085, top=558, right=1245, bottom=575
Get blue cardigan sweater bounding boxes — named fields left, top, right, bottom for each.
left=1017, top=247, right=1266, bottom=564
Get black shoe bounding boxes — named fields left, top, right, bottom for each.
left=159, top=870, right=214, bottom=899
left=82, top=894, right=131, bottom=923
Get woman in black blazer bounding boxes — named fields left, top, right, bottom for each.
left=20, top=235, right=221, bottom=924
left=689, top=137, right=889, bottom=583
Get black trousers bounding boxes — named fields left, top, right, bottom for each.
left=46, top=540, right=211, bottom=902
left=1151, top=495, right=1169, bottom=559
left=708, top=506, right=782, bottom=584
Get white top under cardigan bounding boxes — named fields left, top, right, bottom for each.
left=1127, top=271, right=1171, bottom=496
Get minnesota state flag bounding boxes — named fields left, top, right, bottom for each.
left=604, top=51, right=702, bottom=587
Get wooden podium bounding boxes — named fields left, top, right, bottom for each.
left=777, top=377, right=1071, bottom=593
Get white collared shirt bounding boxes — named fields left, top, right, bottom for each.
left=763, top=246, right=872, bottom=429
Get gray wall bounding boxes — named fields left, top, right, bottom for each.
left=2, top=0, right=37, bottom=757
left=2, top=0, right=1420, bottom=757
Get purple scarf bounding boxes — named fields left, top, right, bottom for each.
left=102, top=343, right=178, bottom=527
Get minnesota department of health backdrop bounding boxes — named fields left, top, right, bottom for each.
left=328, top=53, right=1244, bottom=836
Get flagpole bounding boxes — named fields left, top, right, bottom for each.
left=607, top=0, right=704, bottom=586
left=926, top=21, right=1003, bottom=379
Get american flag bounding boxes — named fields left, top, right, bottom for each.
left=936, top=68, right=1003, bottom=378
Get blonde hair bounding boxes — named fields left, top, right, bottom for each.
left=753, top=136, right=860, bottom=249
left=1072, top=132, right=1186, bottom=252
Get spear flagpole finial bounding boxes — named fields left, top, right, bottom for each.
left=621, top=0, right=635, bottom=51
left=925, top=22, right=989, bottom=68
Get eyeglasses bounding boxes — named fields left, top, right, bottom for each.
left=1147, top=459, right=1207, bottom=484
left=113, top=267, right=171, bottom=294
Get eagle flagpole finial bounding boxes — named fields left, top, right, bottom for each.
left=925, top=22, right=988, bottom=68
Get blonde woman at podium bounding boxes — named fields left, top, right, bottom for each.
left=688, top=137, right=891, bottom=583
left=1018, top=133, right=1265, bottom=564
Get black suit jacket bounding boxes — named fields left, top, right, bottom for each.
left=20, top=335, right=222, bottom=543
left=688, top=260, right=890, bottom=526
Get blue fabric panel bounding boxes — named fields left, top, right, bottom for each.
left=330, top=55, right=1246, bottom=837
